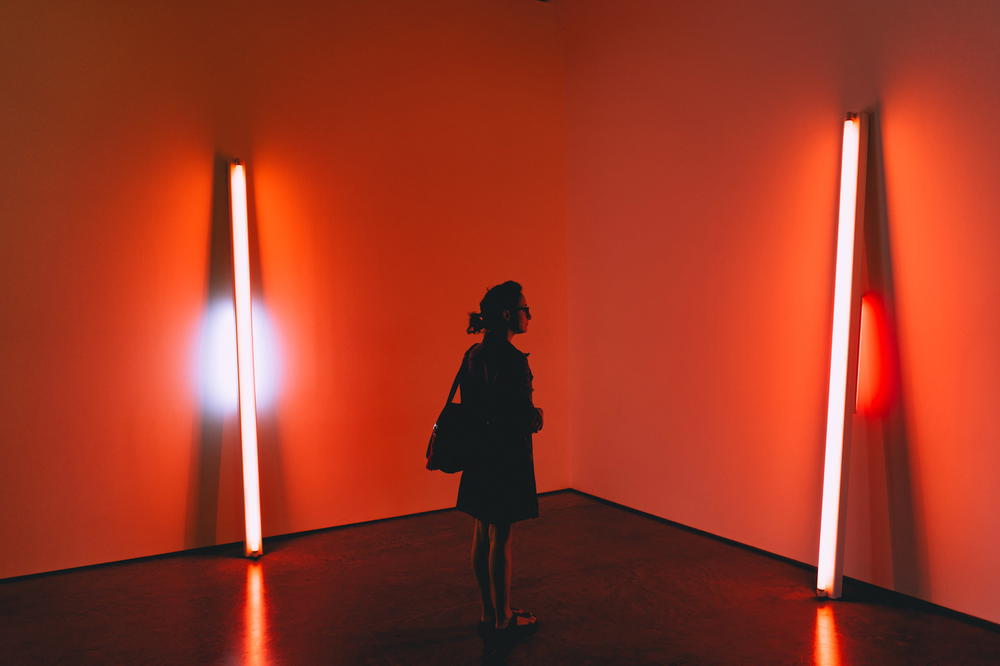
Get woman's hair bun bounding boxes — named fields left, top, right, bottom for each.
left=467, top=311, right=486, bottom=334
left=467, top=281, right=522, bottom=334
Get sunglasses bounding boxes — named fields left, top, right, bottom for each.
left=514, top=306, right=531, bottom=318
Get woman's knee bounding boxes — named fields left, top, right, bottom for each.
left=488, top=521, right=512, bottom=546
left=473, top=519, right=490, bottom=546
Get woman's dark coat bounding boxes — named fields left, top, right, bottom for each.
left=455, top=337, right=542, bottom=524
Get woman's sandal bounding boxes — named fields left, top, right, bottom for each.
left=493, top=608, right=539, bottom=636
left=477, top=608, right=536, bottom=636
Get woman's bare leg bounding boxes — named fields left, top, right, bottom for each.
left=472, top=519, right=493, bottom=622
left=489, top=521, right=513, bottom=628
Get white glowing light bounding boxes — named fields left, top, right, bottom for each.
left=818, top=116, right=861, bottom=597
left=231, top=161, right=262, bottom=558
left=195, top=300, right=281, bottom=415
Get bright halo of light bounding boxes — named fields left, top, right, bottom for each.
left=195, top=299, right=281, bottom=415
left=251, top=303, right=281, bottom=410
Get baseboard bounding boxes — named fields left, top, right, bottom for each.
left=564, top=488, right=999, bottom=631
left=0, top=488, right=576, bottom=584
left=6, top=484, right=997, bottom=631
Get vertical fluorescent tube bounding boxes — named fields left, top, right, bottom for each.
left=231, top=160, right=263, bottom=557
left=817, top=116, right=861, bottom=596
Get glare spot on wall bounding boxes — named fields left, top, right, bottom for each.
left=195, top=299, right=281, bottom=414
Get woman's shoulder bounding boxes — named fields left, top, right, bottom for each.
left=468, top=339, right=529, bottom=365
left=506, top=340, right=530, bottom=360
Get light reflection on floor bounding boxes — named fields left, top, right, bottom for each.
left=245, top=561, right=269, bottom=666
left=814, top=604, right=842, bottom=666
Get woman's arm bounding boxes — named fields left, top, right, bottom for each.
left=494, top=353, right=542, bottom=434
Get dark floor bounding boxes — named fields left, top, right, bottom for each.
left=1, top=490, right=997, bottom=665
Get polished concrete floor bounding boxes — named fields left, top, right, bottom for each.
left=1, top=490, right=997, bottom=664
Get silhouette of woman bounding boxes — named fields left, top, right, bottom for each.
left=456, top=281, right=543, bottom=636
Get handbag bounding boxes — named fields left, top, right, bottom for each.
left=426, top=347, right=485, bottom=473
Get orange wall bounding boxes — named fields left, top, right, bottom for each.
left=566, top=0, right=1000, bottom=623
left=4, top=0, right=998, bottom=627
left=0, top=0, right=569, bottom=579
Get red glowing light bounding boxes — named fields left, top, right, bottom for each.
left=856, top=292, right=894, bottom=416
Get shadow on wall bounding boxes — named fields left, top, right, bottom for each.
left=185, top=155, right=288, bottom=550
left=862, top=106, right=924, bottom=598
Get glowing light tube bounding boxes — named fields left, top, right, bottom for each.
left=817, top=116, right=862, bottom=597
left=231, top=160, right=263, bottom=557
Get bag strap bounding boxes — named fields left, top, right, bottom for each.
left=444, top=344, right=477, bottom=406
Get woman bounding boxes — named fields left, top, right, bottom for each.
left=456, top=281, right=543, bottom=637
